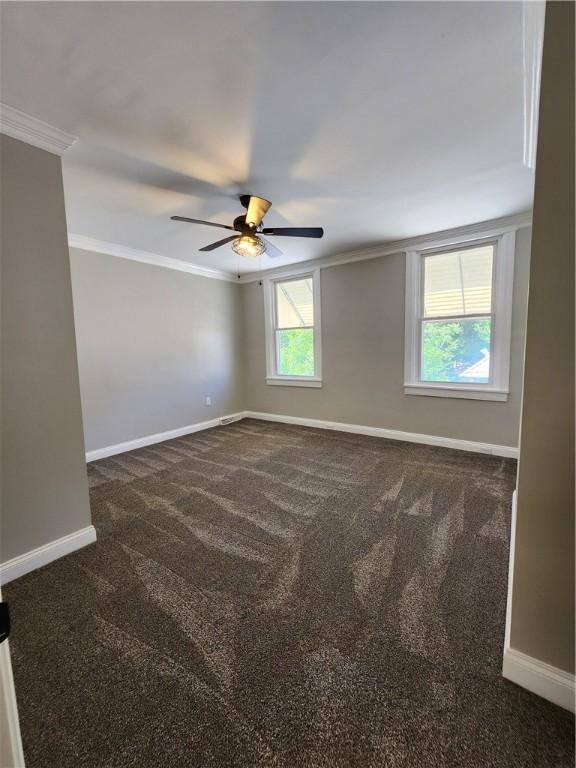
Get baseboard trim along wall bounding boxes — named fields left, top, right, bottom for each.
left=0, top=525, right=97, bottom=586
left=244, top=411, right=519, bottom=458
left=85, top=411, right=518, bottom=462
left=85, top=412, right=245, bottom=461
left=503, top=646, right=575, bottom=713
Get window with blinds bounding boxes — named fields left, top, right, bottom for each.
left=274, top=277, right=315, bottom=377
left=421, top=243, right=494, bottom=384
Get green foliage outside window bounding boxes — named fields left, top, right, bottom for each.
left=277, top=328, right=315, bottom=376
left=422, top=318, right=491, bottom=383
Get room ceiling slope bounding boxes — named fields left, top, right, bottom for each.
left=0, top=1, right=535, bottom=275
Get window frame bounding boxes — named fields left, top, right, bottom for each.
left=264, top=268, right=322, bottom=387
left=404, top=231, right=515, bottom=401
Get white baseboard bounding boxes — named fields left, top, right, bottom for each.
left=86, top=411, right=518, bottom=462
left=244, top=411, right=518, bottom=458
left=0, top=525, right=97, bottom=586
left=503, top=646, right=575, bottom=712
left=85, top=412, right=245, bottom=462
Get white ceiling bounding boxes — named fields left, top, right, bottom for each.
left=1, top=1, right=533, bottom=275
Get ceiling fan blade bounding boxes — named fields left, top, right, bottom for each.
left=245, top=195, right=272, bottom=228
left=171, top=216, right=234, bottom=230
left=261, top=237, right=283, bottom=259
left=199, top=235, right=238, bottom=252
left=262, top=227, right=324, bottom=239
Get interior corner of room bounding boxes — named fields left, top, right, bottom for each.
left=0, top=1, right=573, bottom=766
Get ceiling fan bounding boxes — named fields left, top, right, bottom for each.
left=171, top=195, right=323, bottom=259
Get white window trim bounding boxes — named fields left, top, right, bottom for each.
left=264, top=268, right=322, bottom=387
left=404, top=231, right=515, bottom=402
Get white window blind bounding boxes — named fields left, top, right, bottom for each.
left=423, top=245, right=494, bottom=317
left=276, top=278, right=314, bottom=328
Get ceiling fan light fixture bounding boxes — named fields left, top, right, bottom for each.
left=232, top=234, right=266, bottom=258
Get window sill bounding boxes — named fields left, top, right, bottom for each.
left=404, top=383, right=509, bottom=402
left=266, top=377, right=323, bottom=388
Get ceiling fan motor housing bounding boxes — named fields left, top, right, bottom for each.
left=233, top=214, right=256, bottom=233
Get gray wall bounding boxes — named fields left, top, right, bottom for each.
left=69, top=248, right=244, bottom=453
left=509, top=1, right=574, bottom=674
left=1, top=135, right=91, bottom=563
left=242, top=227, right=530, bottom=448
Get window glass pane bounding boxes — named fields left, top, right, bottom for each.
left=276, top=278, right=314, bottom=328
left=277, top=328, right=315, bottom=376
left=423, top=244, right=494, bottom=317
left=421, top=317, right=491, bottom=383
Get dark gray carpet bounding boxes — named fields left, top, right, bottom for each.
left=5, top=419, right=574, bottom=767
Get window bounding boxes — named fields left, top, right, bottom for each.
left=404, top=231, right=515, bottom=401
left=264, top=269, right=322, bottom=386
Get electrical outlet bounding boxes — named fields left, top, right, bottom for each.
left=205, top=396, right=212, bottom=406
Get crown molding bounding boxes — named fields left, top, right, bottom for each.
left=238, top=211, right=533, bottom=283
left=68, top=211, right=532, bottom=285
left=0, top=103, right=77, bottom=156
left=68, top=234, right=238, bottom=283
